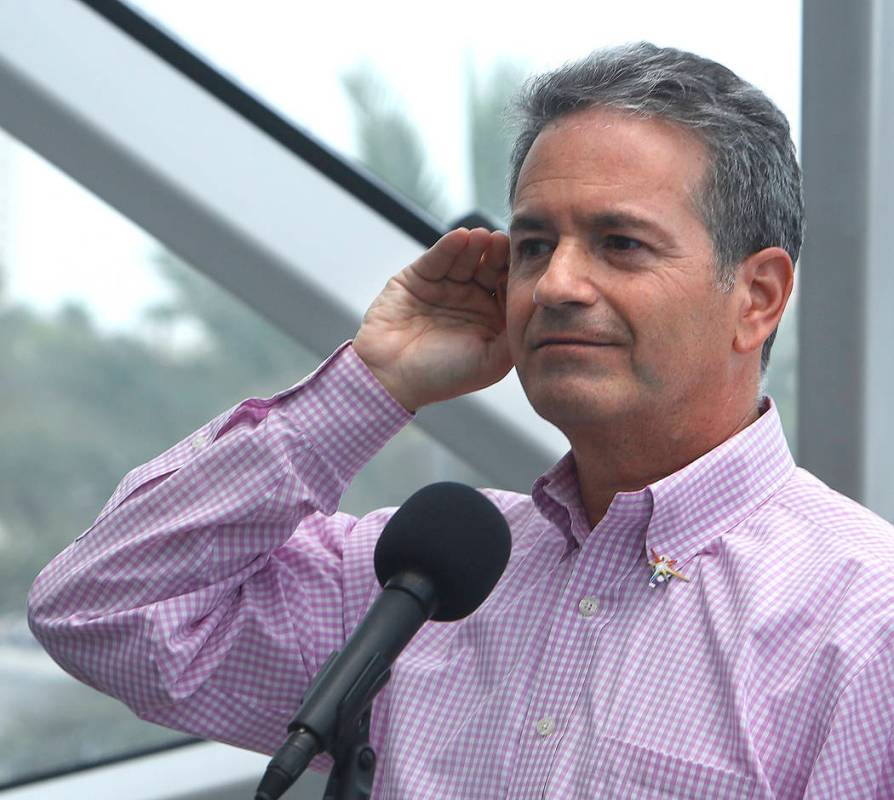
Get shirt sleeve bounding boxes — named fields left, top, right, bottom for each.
left=26, top=343, right=413, bottom=756
left=804, top=644, right=894, bottom=799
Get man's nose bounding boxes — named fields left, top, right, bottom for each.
left=532, top=242, right=600, bottom=308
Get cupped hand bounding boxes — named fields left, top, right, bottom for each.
left=353, top=227, right=512, bottom=411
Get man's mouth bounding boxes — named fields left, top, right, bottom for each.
left=534, top=338, right=620, bottom=349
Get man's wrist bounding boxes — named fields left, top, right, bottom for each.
left=349, top=343, right=419, bottom=414
left=361, top=363, right=419, bottom=415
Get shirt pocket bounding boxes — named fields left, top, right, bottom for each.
left=590, top=738, right=755, bottom=799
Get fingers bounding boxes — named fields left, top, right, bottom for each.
left=409, top=228, right=475, bottom=281
left=475, top=231, right=510, bottom=292
left=448, top=227, right=493, bottom=282
left=409, top=228, right=509, bottom=289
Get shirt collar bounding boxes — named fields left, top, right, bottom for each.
left=644, top=396, right=795, bottom=570
left=532, top=397, right=796, bottom=568
left=533, top=446, right=654, bottom=551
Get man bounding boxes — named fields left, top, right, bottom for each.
left=29, top=43, right=894, bottom=798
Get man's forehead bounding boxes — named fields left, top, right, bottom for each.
left=511, top=107, right=710, bottom=217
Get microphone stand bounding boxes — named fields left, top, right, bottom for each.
left=256, top=648, right=389, bottom=800
left=322, top=707, right=376, bottom=800
left=257, top=573, right=437, bottom=800
left=300, top=654, right=388, bottom=800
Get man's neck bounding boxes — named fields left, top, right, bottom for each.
left=568, top=401, right=761, bottom=529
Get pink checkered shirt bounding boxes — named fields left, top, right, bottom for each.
left=29, top=344, right=894, bottom=799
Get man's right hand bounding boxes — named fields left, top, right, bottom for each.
left=353, top=227, right=512, bottom=412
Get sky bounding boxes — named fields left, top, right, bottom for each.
left=2, top=0, right=802, bottom=334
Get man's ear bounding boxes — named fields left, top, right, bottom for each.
left=732, top=246, right=794, bottom=357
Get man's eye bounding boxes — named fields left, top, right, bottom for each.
left=604, top=235, right=642, bottom=251
left=516, top=240, right=551, bottom=258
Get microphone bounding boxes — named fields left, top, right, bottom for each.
left=255, top=482, right=511, bottom=800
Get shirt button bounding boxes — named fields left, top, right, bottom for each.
left=578, top=596, right=599, bottom=617
left=192, top=433, right=208, bottom=450
left=534, top=717, right=556, bottom=737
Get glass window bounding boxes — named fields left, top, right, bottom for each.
left=0, top=127, right=486, bottom=786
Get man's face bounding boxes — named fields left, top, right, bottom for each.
left=503, top=107, right=740, bottom=435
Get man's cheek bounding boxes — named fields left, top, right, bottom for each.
left=628, top=334, right=665, bottom=391
left=504, top=297, right=530, bottom=347
left=632, top=358, right=665, bottom=391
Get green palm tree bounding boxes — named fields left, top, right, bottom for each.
left=342, top=60, right=528, bottom=226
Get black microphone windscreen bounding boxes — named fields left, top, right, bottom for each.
left=374, top=482, right=511, bottom=621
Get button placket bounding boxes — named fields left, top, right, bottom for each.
left=510, top=532, right=620, bottom=797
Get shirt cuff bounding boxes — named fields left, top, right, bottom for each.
left=220, top=341, right=413, bottom=487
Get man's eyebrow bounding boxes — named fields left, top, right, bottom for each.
left=585, top=211, right=667, bottom=234
left=508, top=214, right=550, bottom=235
left=508, top=211, right=670, bottom=237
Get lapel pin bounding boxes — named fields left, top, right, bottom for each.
left=648, top=548, right=690, bottom=588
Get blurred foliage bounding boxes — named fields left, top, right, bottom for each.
left=342, top=64, right=447, bottom=219
left=467, top=61, right=529, bottom=222
left=342, top=59, right=528, bottom=225
left=0, top=259, right=308, bottom=612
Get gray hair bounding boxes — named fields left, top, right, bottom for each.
left=507, top=42, right=804, bottom=374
